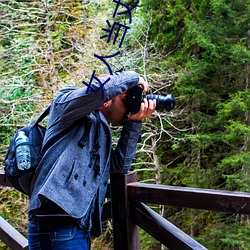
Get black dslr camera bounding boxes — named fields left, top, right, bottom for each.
left=127, top=85, right=175, bottom=114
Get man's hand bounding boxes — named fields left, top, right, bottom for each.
left=128, top=98, right=156, bottom=122
left=137, top=77, right=148, bottom=93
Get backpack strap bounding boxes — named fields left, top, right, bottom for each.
left=33, top=105, right=51, bottom=126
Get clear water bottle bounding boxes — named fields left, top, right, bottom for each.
left=15, top=131, right=31, bottom=170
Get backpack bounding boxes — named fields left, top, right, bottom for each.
left=4, top=106, right=50, bottom=195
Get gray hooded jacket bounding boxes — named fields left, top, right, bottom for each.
left=29, top=71, right=142, bottom=236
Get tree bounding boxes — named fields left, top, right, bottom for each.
left=137, top=0, right=250, bottom=249
left=0, top=0, right=109, bottom=242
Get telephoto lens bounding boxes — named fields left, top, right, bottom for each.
left=143, top=94, right=175, bottom=112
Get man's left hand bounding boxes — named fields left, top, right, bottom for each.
left=128, top=98, right=156, bottom=122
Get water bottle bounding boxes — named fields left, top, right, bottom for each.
left=15, top=131, right=31, bottom=170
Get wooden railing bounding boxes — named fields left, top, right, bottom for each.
left=1, top=170, right=250, bottom=250
left=0, top=170, right=29, bottom=250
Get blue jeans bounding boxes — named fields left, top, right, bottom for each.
left=28, top=222, right=90, bottom=250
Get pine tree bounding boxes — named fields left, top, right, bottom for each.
left=138, top=0, right=250, bottom=249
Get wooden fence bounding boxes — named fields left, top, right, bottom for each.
left=0, top=170, right=250, bottom=250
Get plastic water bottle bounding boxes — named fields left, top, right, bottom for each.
left=15, top=131, right=31, bottom=170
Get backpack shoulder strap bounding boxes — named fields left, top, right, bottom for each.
left=33, top=105, right=51, bottom=126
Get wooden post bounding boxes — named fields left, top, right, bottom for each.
left=110, top=171, right=140, bottom=250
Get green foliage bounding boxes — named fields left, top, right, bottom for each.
left=0, top=188, right=28, bottom=236
left=140, top=229, right=159, bottom=250
left=138, top=0, right=250, bottom=248
left=197, top=214, right=250, bottom=250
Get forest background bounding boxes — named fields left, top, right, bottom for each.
left=0, top=0, right=249, bottom=249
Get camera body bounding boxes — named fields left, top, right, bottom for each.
left=127, top=85, right=175, bottom=114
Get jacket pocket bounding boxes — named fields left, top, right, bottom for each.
left=65, top=159, right=77, bottom=184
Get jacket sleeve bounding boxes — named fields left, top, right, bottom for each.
left=44, top=71, right=139, bottom=141
left=52, top=71, right=139, bottom=125
left=111, top=118, right=142, bottom=174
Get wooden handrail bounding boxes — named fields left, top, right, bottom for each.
left=127, top=182, right=250, bottom=214
left=130, top=202, right=207, bottom=250
left=0, top=216, right=28, bottom=250
left=110, top=172, right=250, bottom=250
